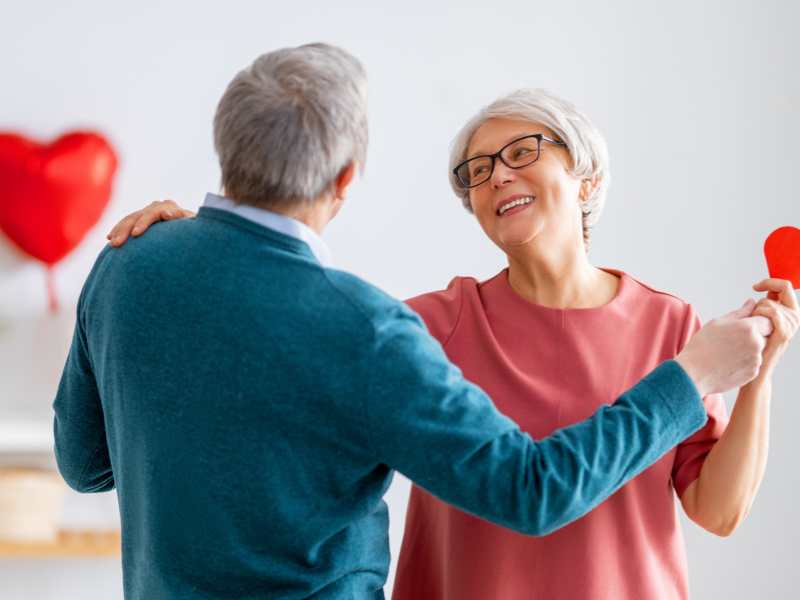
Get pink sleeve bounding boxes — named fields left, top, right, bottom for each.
left=671, top=306, right=730, bottom=498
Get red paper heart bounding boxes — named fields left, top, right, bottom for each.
left=764, top=226, right=800, bottom=290
left=0, top=131, right=118, bottom=265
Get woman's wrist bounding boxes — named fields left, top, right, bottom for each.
left=743, top=368, right=773, bottom=392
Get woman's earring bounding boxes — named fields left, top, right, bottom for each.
left=580, top=185, right=591, bottom=213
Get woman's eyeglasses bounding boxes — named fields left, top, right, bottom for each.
left=453, top=134, right=567, bottom=189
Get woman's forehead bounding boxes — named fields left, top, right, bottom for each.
left=467, top=118, right=552, bottom=157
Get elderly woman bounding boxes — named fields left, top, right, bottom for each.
left=389, top=89, right=797, bottom=599
left=108, top=88, right=798, bottom=599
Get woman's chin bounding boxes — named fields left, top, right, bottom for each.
left=497, top=225, right=541, bottom=249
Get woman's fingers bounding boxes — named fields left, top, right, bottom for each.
left=107, top=201, right=165, bottom=243
left=753, top=302, right=784, bottom=334
left=107, top=212, right=143, bottom=246
left=106, top=200, right=185, bottom=247
left=131, top=201, right=177, bottom=236
left=753, top=299, right=800, bottom=345
left=752, top=278, right=799, bottom=311
left=754, top=282, right=800, bottom=336
left=749, top=281, right=799, bottom=373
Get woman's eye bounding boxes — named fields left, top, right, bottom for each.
left=513, top=148, right=532, bottom=159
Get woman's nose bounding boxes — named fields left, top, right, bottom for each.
left=491, top=161, right=515, bottom=189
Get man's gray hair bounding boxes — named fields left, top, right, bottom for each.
left=213, top=43, right=368, bottom=209
left=449, top=89, right=610, bottom=250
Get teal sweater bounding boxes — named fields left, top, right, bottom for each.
left=53, top=206, right=706, bottom=599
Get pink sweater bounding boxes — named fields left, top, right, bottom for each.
left=392, top=268, right=727, bottom=600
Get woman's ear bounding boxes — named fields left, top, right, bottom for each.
left=580, top=176, right=600, bottom=202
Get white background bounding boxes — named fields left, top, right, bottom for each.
left=0, top=1, right=797, bottom=597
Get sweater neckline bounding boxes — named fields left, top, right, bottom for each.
left=483, top=267, right=632, bottom=315
left=197, top=206, right=319, bottom=263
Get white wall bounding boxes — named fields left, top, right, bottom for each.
left=1, top=0, right=797, bottom=597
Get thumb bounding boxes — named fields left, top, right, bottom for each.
left=723, top=298, right=756, bottom=320
left=743, top=315, right=774, bottom=337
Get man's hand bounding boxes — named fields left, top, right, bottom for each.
left=676, top=298, right=773, bottom=397
left=106, top=200, right=194, bottom=246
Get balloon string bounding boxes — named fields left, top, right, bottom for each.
left=46, top=267, right=59, bottom=313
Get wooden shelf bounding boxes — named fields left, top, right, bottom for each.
left=0, top=529, right=120, bottom=558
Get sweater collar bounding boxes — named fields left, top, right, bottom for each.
left=202, top=193, right=333, bottom=267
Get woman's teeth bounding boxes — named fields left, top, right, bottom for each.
left=498, top=196, right=534, bottom=215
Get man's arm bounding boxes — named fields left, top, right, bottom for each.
left=363, top=306, right=759, bottom=537
left=52, top=294, right=115, bottom=493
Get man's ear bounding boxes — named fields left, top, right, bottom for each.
left=334, top=161, right=358, bottom=200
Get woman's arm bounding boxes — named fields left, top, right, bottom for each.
left=681, top=278, right=799, bottom=536
left=680, top=375, right=770, bottom=536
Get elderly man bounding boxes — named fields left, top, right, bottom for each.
left=54, top=43, right=771, bottom=599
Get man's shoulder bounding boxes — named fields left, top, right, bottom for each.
left=321, top=268, right=417, bottom=326
left=95, top=220, right=197, bottom=266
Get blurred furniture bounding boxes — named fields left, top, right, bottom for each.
left=0, top=529, right=120, bottom=558
left=0, top=422, right=120, bottom=558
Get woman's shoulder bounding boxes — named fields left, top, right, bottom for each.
left=621, top=270, right=692, bottom=312
left=404, top=276, right=481, bottom=345
left=618, top=270, right=699, bottom=347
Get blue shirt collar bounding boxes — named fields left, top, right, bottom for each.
left=202, top=193, right=333, bottom=267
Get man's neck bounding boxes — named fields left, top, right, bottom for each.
left=279, top=205, right=330, bottom=235
left=224, top=191, right=333, bottom=235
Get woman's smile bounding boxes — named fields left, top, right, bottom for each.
left=497, top=195, right=536, bottom=217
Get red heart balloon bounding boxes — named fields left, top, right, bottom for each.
left=0, top=131, right=118, bottom=265
left=764, top=226, right=800, bottom=290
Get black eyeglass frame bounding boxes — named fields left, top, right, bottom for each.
left=452, top=134, right=568, bottom=189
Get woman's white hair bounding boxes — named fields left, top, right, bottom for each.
left=449, top=88, right=610, bottom=250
